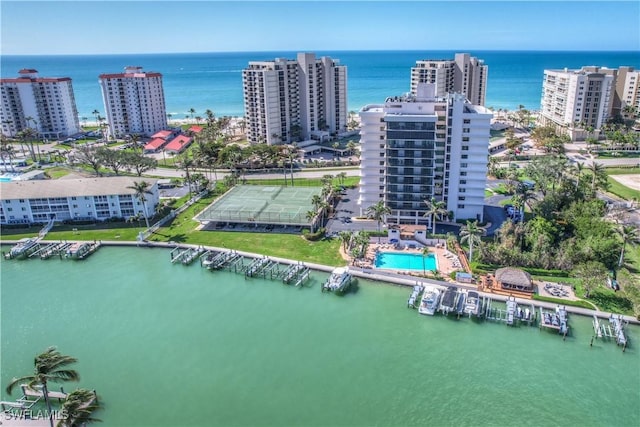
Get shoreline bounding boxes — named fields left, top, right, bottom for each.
left=3, top=238, right=638, bottom=325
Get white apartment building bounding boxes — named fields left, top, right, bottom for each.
left=0, top=69, right=81, bottom=139
left=615, top=66, right=640, bottom=115
left=411, top=53, right=487, bottom=106
left=242, top=53, right=347, bottom=144
left=0, top=177, right=159, bottom=225
left=359, top=84, right=492, bottom=226
left=539, top=66, right=615, bottom=141
left=98, top=66, right=168, bottom=139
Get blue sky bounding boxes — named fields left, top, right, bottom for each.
left=2, top=1, right=639, bottom=55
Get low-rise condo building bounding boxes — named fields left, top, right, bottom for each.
left=0, top=177, right=159, bottom=225
left=98, top=66, right=168, bottom=139
left=359, top=84, right=492, bottom=226
left=242, top=52, right=347, bottom=144
left=410, top=53, right=487, bottom=106
left=0, top=69, right=81, bottom=139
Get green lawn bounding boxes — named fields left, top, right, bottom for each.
left=45, top=167, right=73, bottom=179
left=606, top=167, right=640, bottom=175
left=1, top=188, right=345, bottom=266
left=606, top=177, right=639, bottom=201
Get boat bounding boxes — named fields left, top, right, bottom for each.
left=455, top=289, right=467, bottom=315
left=66, top=241, right=95, bottom=259
left=439, top=286, right=458, bottom=314
left=6, top=237, right=39, bottom=259
left=418, top=285, right=441, bottom=315
left=201, top=252, right=218, bottom=269
left=322, top=267, right=352, bottom=293
left=464, top=291, right=482, bottom=316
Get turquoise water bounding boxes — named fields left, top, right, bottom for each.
left=375, top=251, right=437, bottom=272
left=1, top=246, right=639, bottom=426
left=2, top=51, right=638, bottom=118
left=0, top=177, right=11, bottom=182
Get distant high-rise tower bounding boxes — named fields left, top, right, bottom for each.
left=242, top=52, right=347, bottom=144
left=539, top=66, right=618, bottom=140
left=410, top=53, right=487, bottom=106
left=359, top=84, right=492, bottom=225
left=98, top=66, right=168, bottom=138
left=0, top=69, right=81, bottom=139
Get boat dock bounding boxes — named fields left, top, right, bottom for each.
left=482, top=296, right=536, bottom=326
left=193, top=248, right=312, bottom=288
left=4, top=240, right=101, bottom=260
left=170, top=246, right=205, bottom=265
left=592, top=314, right=628, bottom=351
left=540, top=305, right=569, bottom=338
left=407, top=284, right=424, bottom=308
left=282, top=263, right=311, bottom=287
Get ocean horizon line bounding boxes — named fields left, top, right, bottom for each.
left=3, top=48, right=639, bottom=58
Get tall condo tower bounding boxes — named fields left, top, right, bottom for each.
left=359, top=84, right=492, bottom=225
left=0, top=69, right=81, bottom=139
left=411, top=53, right=488, bottom=106
left=539, top=66, right=619, bottom=141
left=242, top=52, right=347, bottom=144
left=98, top=66, right=168, bottom=138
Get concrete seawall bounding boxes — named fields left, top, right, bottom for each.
left=3, top=239, right=639, bottom=325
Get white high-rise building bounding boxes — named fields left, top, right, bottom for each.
left=410, top=53, right=487, bottom=106
left=0, top=69, right=81, bottom=139
left=359, top=84, right=492, bottom=225
left=98, top=66, right=168, bottom=138
left=615, top=66, right=640, bottom=115
left=539, top=66, right=615, bottom=140
left=242, top=52, right=347, bottom=144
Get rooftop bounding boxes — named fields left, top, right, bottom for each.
left=0, top=177, right=158, bottom=200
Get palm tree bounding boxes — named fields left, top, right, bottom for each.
left=305, top=210, right=317, bottom=233
left=512, top=183, right=537, bottom=221
left=459, top=220, right=485, bottom=262
left=177, top=155, right=195, bottom=198
left=338, top=230, right=353, bottom=252
left=57, top=389, right=101, bottom=427
left=421, top=246, right=432, bottom=276
left=337, top=171, right=347, bottom=185
left=127, top=180, right=153, bottom=228
left=365, top=200, right=391, bottom=243
left=423, top=197, right=448, bottom=235
left=615, top=224, right=640, bottom=267
left=6, top=347, right=80, bottom=427
left=188, top=108, right=196, bottom=122
left=587, top=162, right=608, bottom=196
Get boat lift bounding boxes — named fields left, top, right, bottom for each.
left=592, top=314, right=628, bottom=351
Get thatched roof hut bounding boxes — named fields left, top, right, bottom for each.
left=495, top=267, right=534, bottom=292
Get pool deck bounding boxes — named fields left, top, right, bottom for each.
left=346, top=240, right=462, bottom=278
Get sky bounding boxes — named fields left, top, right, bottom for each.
left=1, top=0, right=639, bottom=55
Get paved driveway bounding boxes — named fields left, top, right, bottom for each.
left=327, top=188, right=379, bottom=234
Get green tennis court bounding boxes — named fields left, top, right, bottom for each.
left=196, top=185, right=322, bottom=226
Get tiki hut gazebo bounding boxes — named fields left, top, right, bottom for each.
left=494, top=267, right=534, bottom=293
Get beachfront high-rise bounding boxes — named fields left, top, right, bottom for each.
left=0, top=69, right=81, bottom=139
left=242, top=53, right=347, bottom=144
left=539, top=66, right=616, bottom=140
left=410, top=53, right=487, bottom=106
left=614, top=66, right=640, bottom=117
left=359, top=84, right=492, bottom=225
left=98, top=66, right=168, bottom=139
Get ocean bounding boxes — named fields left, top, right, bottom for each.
left=2, top=50, right=639, bottom=121
left=1, top=246, right=639, bottom=426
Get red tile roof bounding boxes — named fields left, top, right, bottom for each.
left=144, top=137, right=167, bottom=151
left=151, top=130, right=172, bottom=139
left=165, top=135, right=192, bottom=153
left=188, top=125, right=203, bottom=133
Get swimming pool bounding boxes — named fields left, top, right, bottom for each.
left=374, top=251, right=437, bottom=272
